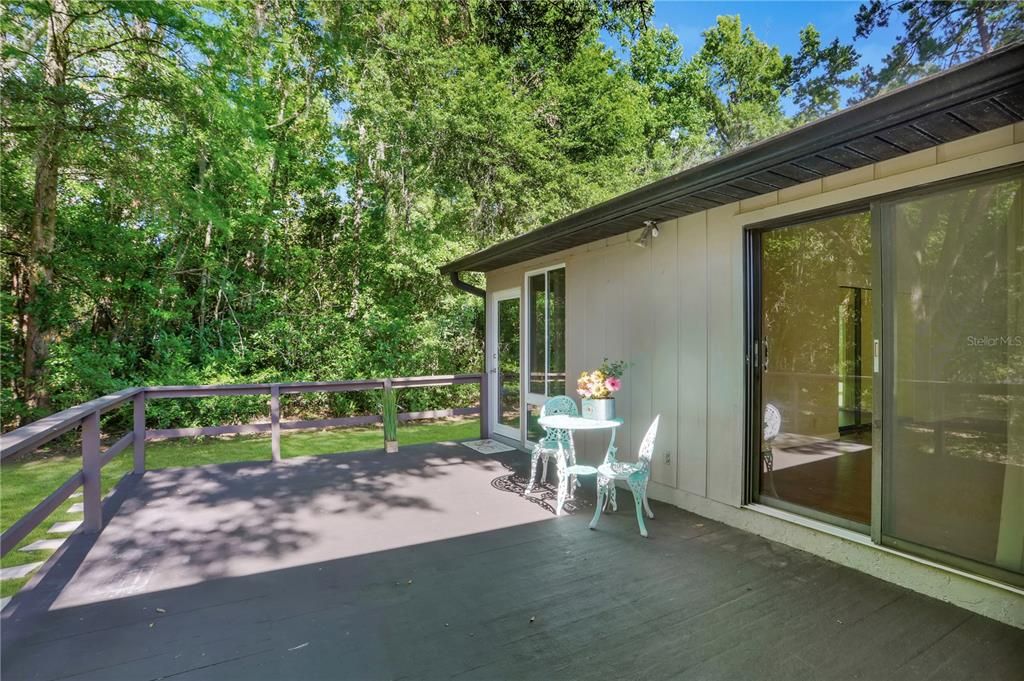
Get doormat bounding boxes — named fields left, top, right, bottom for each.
left=462, top=439, right=517, bottom=454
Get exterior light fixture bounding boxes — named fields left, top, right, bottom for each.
left=634, top=220, right=659, bottom=248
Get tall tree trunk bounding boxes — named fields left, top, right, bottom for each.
left=975, top=6, right=992, bottom=53
left=197, top=148, right=212, bottom=335
left=23, top=0, right=71, bottom=411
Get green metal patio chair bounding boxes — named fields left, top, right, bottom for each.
left=590, top=415, right=659, bottom=537
left=524, top=395, right=577, bottom=495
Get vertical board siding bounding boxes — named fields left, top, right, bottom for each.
left=598, top=247, right=628, bottom=457
left=706, top=205, right=745, bottom=506
left=575, top=249, right=600, bottom=463
left=623, top=237, right=653, bottom=461
left=650, top=218, right=680, bottom=487
left=677, top=213, right=709, bottom=496
left=571, top=251, right=589, bottom=461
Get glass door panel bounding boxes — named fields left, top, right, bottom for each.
left=884, top=176, right=1023, bottom=583
left=525, top=267, right=566, bottom=443
left=758, top=212, right=874, bottom=528
left=494, top=293, right=521, bottom=441
left=838, top=286, right=873, bottom=432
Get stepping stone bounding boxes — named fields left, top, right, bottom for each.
left=0, top=561, right=43, bottom=580
left=67, top=503, right=84, bottom=514
left=20, top=538, right=65, bottom=552
left=48, top=520, right=81, bottom=534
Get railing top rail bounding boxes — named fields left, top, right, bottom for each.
left=144, top=374, right=482, bottom=396
left=1, top=375, right=484, bottom=459
left=0, top=387, right=141, bottom=461
left=0, top=372, right=488, bottom=558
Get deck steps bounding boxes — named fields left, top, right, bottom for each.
left=0, top=561, right=44, bottom=580
left=48, top=520, right=82, bottom=534
left=19, top=538, right=66, bottom=552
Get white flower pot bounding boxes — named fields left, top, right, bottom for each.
left=582, top=398, right=615, bottom=421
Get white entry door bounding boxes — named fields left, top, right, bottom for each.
left=489, top=288, right=522, bottom=441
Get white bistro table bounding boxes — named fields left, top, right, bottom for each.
left=536, top=414, right=623, bottom=516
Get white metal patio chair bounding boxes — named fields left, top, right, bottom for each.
left=590, top=415, right=659, bottom=537
left=524, top=395, right=577, bottom=495
left=762, top=403, right=781, bottom=497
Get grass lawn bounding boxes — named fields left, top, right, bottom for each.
left=0, top=418, right=481, bottom=598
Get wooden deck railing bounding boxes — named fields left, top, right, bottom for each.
left=0, top=374, right=487, bottom=557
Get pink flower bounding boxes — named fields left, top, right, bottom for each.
left=605, top=377, right=621, bottom=392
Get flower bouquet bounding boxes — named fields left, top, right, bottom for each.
left=577, top=359, right=626, bottom=420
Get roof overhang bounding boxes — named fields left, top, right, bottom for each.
left=441, top=43, right=1024, bottom=275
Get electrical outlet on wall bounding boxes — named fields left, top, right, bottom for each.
left=663, top=451, right=672, bottom=465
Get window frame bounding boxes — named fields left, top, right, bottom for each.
left=523, top=263, right=566, bottom=445
left=742, top=164, right=1024, bottom=588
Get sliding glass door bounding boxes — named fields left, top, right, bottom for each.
left=882, top=176, right=1023, bottom=584
left=756, top=211, right=874, bottom=529
left=751, top=170, right=1024, bottom=586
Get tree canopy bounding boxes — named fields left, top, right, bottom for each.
left=1, top=0, right=1019, bottom=429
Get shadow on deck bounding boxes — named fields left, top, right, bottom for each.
left=2, top=442, right=1022, bottom=680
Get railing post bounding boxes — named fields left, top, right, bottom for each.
left=81, top=410, right=102, bottom=533
left=133, top=390, right=146, bottom=474
left=270, top=384, right=281, bottom=463
left=479, top=371, right=488, bottom=439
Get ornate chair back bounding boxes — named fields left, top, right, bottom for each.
left=539, top=395, right=577, bottom=449
left=635, top=415, right=660, bottom=474
left=763, top=403, right=781, bottom=444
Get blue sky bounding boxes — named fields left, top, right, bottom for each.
left=615, top=1, right=902, bottom=110
left=647, top=1, right=897, bottom=64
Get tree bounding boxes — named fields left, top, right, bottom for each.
left=854, top=0, right=1024, bottom=98
left=2, top=0, right=208, bottom=411
left=0, top=1, right=887, bottom=432
left=791, top=25, right=860, bottom=123
left=625, top=26, right=709, bottom=173
left=694, top=16, right=860, bottom=154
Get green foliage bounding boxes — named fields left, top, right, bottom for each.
left=0, top=0, right=958, bottom=433
left=854, top=1, right=1024, bottom=98
left=382, top=385, right=399, bottom=442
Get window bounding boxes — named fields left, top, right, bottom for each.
left=883, top=176, right=1023, bottom=583
left=526, top=267, right=566, bottom=440
left=756, top=211, right=874, bottom=528
left=749, top=171, right=1024, bottom=586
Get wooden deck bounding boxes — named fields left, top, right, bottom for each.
left=2, top=442, right=1022, bottom=680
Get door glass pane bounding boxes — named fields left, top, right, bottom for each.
left=497, top=297, right=521, bottom=432
left=527, top=403, right=544, bottom=443
left=548, top=268, right=566, bottom=396
left=527, top=268, right=567, bottom=399
left=886, top=177, right=1023, bottom=579
left=760, top=212, right=874, bottom=527
left=528, top=273, right=546, bottom=394
left=838, top=287, right=873, bottom=431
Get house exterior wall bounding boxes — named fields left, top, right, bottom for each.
left=484, top=122, right=1024, bottom=626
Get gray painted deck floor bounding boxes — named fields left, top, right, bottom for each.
left=2, top=442, right=1021, bottom=680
